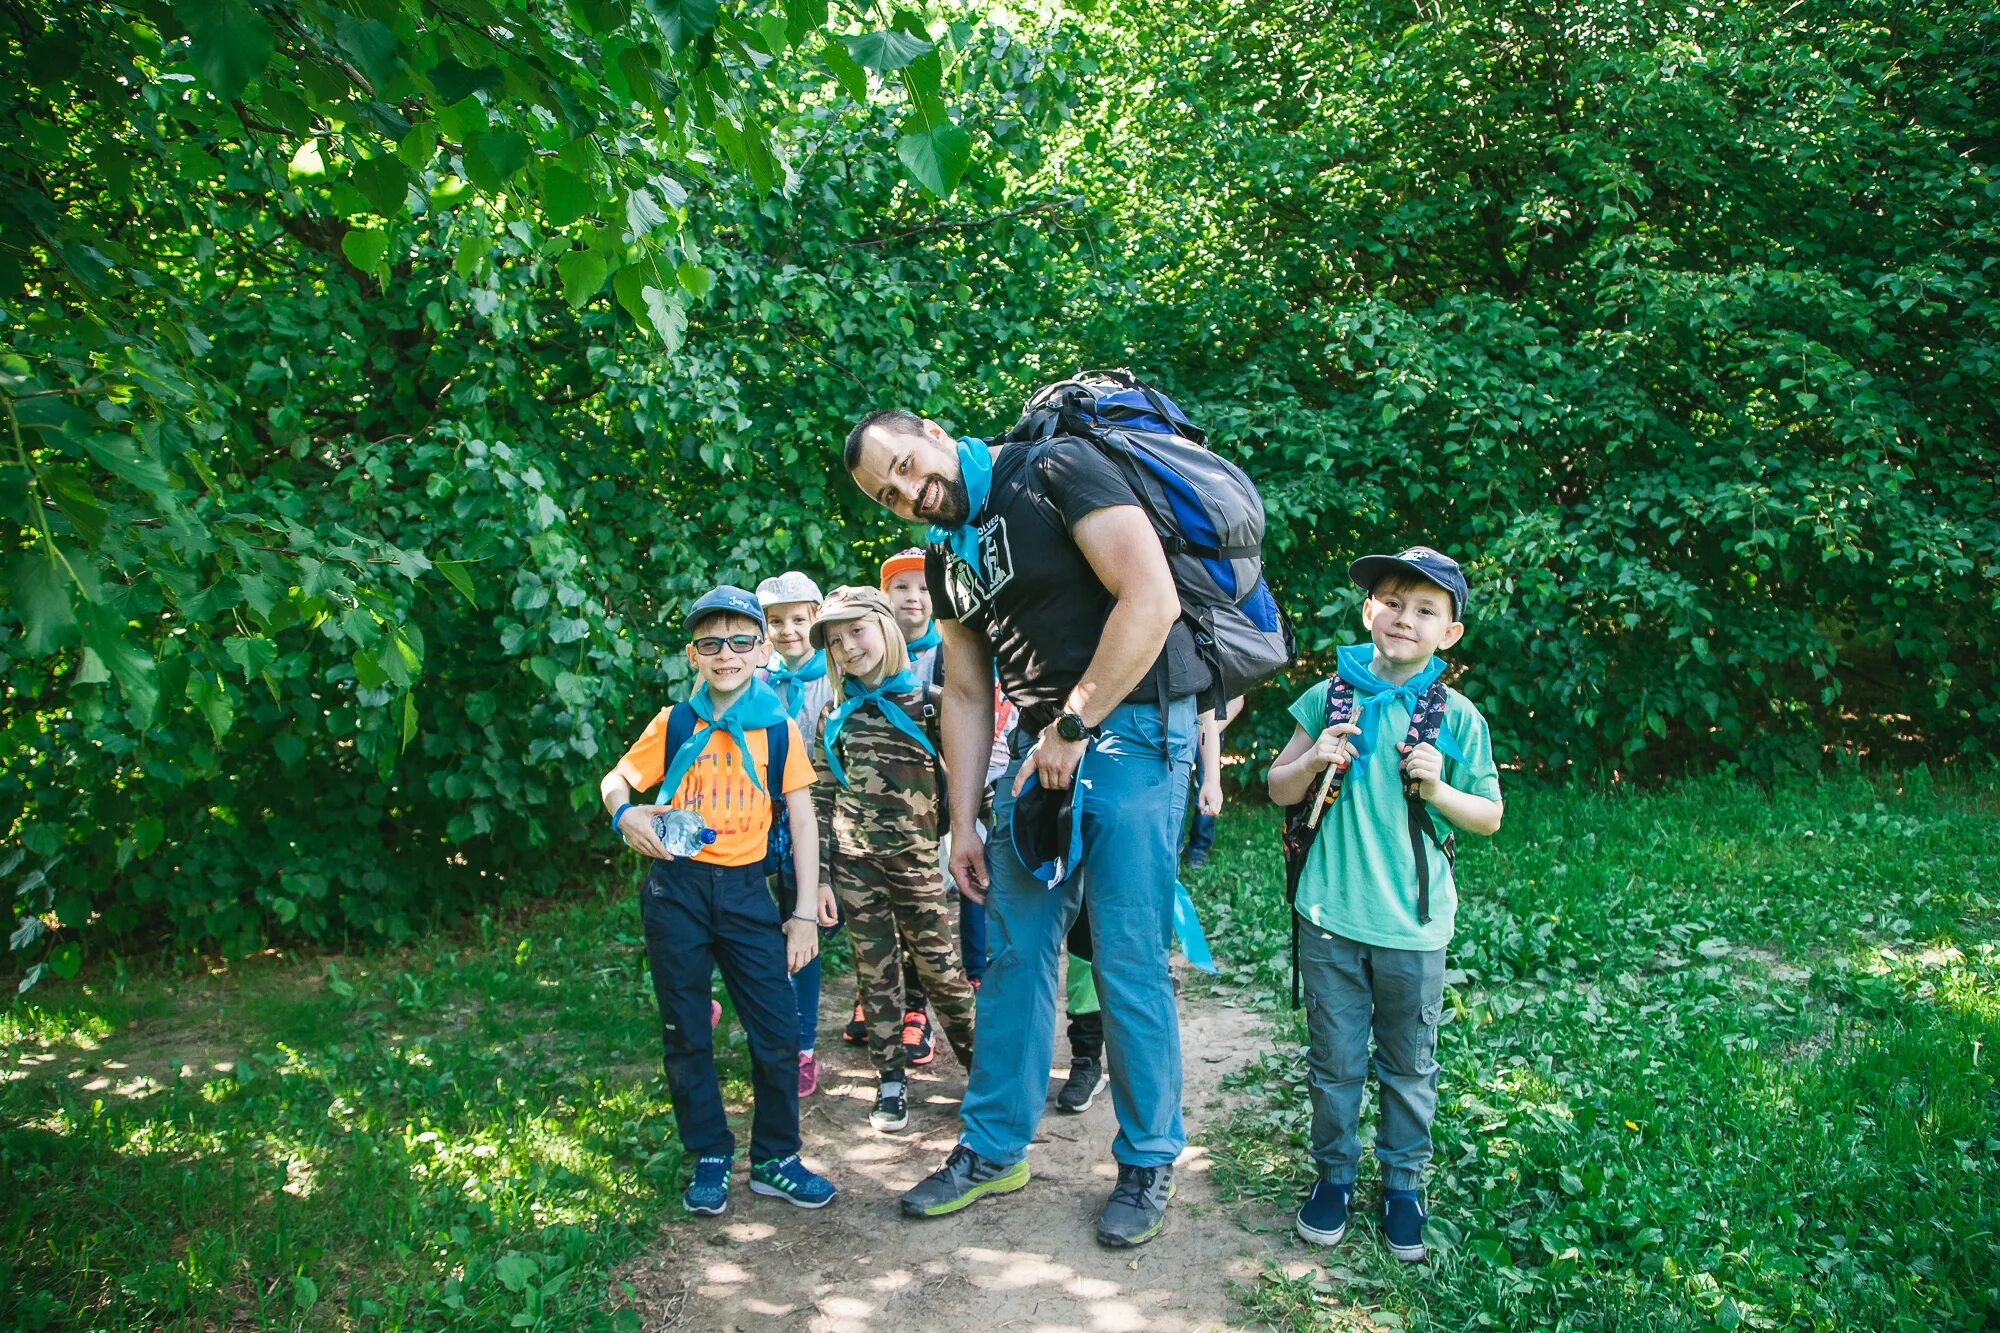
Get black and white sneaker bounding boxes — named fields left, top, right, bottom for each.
left=1056, top=1055, right=1107, bottom=1113
left=871, top=1080, right=910, bottom=1132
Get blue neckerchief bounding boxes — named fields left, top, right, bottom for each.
left=766, top=650, right=827, bottom=719
left=926, top=436, right=994, bottom=581
left=660, top=678, right=790, bottom=802
left=821, top=670, right=935, bottom=787
left=1335, top=643, right=1465, bottom=783
left=906, top=620, right=942, bottom=655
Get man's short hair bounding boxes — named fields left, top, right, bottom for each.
left=844, top=409, right=926, bottom=471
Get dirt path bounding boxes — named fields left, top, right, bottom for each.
left=616, top=975, right=1291, bottom=1331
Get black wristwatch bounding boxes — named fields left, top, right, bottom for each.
left=1055, top=710, right=1091, bottom=742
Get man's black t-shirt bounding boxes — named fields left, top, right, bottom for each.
left=924, top=439, right=1207, bottom=734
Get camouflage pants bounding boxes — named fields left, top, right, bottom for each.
left=835, top=847, right=977, bottom=1080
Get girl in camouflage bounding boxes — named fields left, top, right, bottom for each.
left=809, top=586, right=977, bottom=1133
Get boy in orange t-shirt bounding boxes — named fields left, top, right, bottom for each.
left=599, top=585, right=839, bottom=1217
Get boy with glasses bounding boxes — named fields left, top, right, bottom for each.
left=599, top=586, right=838, bottom=1217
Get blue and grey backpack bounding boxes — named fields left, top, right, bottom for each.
left=997, top=369, right=1295, bottom=700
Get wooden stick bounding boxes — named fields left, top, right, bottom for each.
left=1306, top=760, right=1346, bottom=829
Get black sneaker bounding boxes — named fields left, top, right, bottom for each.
left=1184, top=848, right=1210, bottom=870
left=1056, top=1055, right=1107, bottom=1113
left=900, top=1145, right=1031, bottom=1218
left=870, top=1081, right=910, bottom=1132
left=843, top=999, right=867, bottom=1046
left=1096, top=1163, right=1175, bottom=1247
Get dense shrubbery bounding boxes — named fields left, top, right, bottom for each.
left=3, top=0, right=1995, bottom=969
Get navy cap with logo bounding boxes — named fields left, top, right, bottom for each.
left=1348, top=546, right=1470, bottom=619
left=683, top=584, right=767, bottom=634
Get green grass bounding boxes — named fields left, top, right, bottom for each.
left=1184, top=766, right=2000, bottom=1331
left=5, top=771, right=1995, bottom=1331
left=1, top=883, right=855, bottom=1332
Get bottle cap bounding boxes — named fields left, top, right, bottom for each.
left=700, top=828, right=716, bottom=844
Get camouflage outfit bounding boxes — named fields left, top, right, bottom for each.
left=814, top=691, right=976, bottom=1080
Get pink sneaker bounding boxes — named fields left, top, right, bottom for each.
left=797, top=1052, right=820, bottom=1097
left=710, top=999, right=722, bottom=1029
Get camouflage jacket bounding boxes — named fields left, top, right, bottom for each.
left=812, top=690, right=941, bottom=863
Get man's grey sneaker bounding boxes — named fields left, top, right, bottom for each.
left=1295, top=1179, right=1352, bottom=1245
left=1096, top=1163, right=1175, bottom=1247
left=1056, top=1055, right=1108, bottom=1113
left=871, top=1080, right=910, bottom=1132
left=747, top=1154, right=837, bottom=1209
left=683, top=1155, right=731, bottom=1216
left=1381, top=1188, right=1428, bottom=1262
left=900, top=1145, right=1031, bottom=1218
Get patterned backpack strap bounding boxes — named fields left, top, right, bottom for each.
left=1279, top=676, right=1355, bottom=1008
left=1398, top=679, right=1456, bottom=926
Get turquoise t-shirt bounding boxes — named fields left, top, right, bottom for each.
left=1287, top=677, right=1502, bottom=951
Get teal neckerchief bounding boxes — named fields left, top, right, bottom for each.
left=659, top=678, right=790, bottom=801
left=821, top=670, right=934, bottom=787
left=926, top=436, right=994, bottom=580
left=766, top=650, right=827, bottom=719
left=906, top=620, right=942, bottom=655
left=1335, top=643, right=1465, bottom=783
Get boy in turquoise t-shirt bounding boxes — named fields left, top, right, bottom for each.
left=1266, top=546, right=1504, bottom=1262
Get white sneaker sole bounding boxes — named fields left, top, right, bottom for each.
left=1057, top=1073, right=1108, bottom=1114
left=1294, top=1215, right=1347, bottom=1246
left=871, top=1110, right=910, bottom=1132
left=1386, top=1238, right=1427, bottom=1263
left=748, top=1179, right=836, bottom=1209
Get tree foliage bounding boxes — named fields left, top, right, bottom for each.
left=4, top=0, right=1997, bottom=973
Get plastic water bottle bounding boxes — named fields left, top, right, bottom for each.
left=653, top=809, right=717, bottom=857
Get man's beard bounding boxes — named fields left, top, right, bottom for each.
left=917, top=474, right=972, bottom=527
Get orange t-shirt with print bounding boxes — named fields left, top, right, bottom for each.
left=615, top=709, right=816, bottom=867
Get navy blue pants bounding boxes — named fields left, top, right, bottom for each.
left=640, top=857, right=800, bottom=1164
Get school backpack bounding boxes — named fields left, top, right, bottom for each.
left=995, top=369, right=1295, bottom=701
left=1278, top=674, right=1457, bottom=1008
left=662, top=704, right=791, bottom=876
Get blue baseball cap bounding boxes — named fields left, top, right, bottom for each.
left=684, top=585, right=766, bottom=634
left=1349, top=546, right=1469, bottom=618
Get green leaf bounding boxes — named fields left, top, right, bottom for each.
left=292, top=1274, right=319, bottom=1312
left=189, top=672, right=236, bottom=740
left=757, top=14, right=790, bottom=54
left=434, top=558, right=478, bottom=607
left=493, top=1253, right=538, bottom=1293
left=401, top=692, right=418, bottom=750
left=48, top=941, right=82, bottom=981
left=342, top=226, right=390, bottom=274
left=81, top=608, right=160, bottom=722
left=465, top=130, right=531, bottom=193
left=638, top=284, right=687, bottom=351
left=352, top=649, right=390, bottom=691
left=558, top=251, right=608, bottom=308
left=397, top=122, right=439, bottom=168
left=81, top=434, right=172, bottom=497
left=843, top=30, right=934, bottom=71
left=783, top=0, right=826, bottom=43
left=133, top=816, right=166, bottom=858
left=10, top=551, right=78, bottom=655
left=177, top=0, right=274, bottom=100
left=676, top=261, right=713, bottom=299
left=896, top=119, right=972, bottom=197
left=822, top=38, right=869, bottom=101
left=541, top=164, right=599, bottom=227
left=429, top=58, right=503, bottom=104
left=646, top=0, right=718, bottom=50
left=54, top=892, right=92, bottom=929
left=624, top=185, right=672, bottom=238
left=224, top=634, right=278, bottom=681
left=349, top=156, right=409, bottom=215
left=331, top=15, right=398, bottom=88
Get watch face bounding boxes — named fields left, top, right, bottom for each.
left=1057, top=713, right=1085, bottom=741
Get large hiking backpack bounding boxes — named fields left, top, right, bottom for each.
left=996, top=370, right=1295, bottom=701
left=663, top=704, right=791, bottom=875
left=1278, top=675, right=1457, bottom=1008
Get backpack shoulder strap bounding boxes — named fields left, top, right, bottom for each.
left=662, top=703, right=698, bottom=795
left=765, top=721, right=789, bottom=806
left=1399, top=678, right=1456, bottom=927
left=1282, top=674, right=1347, bottom=1009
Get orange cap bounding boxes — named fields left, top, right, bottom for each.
left=879, top=547, right=926, bottom=588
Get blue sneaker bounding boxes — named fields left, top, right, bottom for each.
left=683, top=1155, right=731, bottom=1216
left=749, top=1154, right=837, bottom=1209
left=1295, top=1179, right=1352, bottom=1246
left=1382, top=1188, right=1428, bottom=1262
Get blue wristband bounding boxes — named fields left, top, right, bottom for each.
left=611, top=801, right=633, bottom=834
